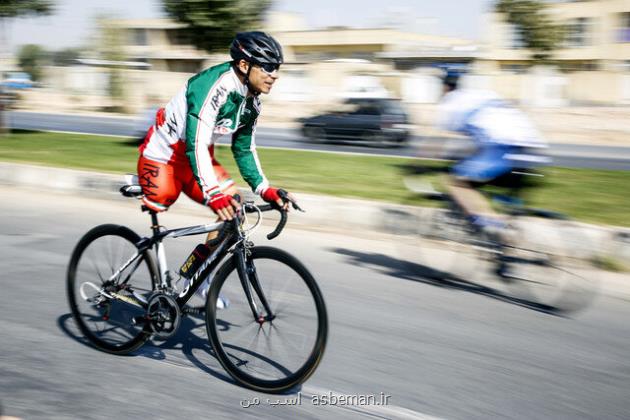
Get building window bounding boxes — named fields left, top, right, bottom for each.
left=559, top=61, right=599, bottom=72
left=167, top=29, right=193, bottom=46
left=619, top=12, right=630, bottom=42
left=166, top=60, right=202, bottom=73
left=130, top=29, right=147, bottom=46
left=507, top=24, right=526, bottom=49
left=500, top=63, right=528, bottom=74
left=565, top=17, right=592, bottom=47
left=350, top=52, right=374, bottom=60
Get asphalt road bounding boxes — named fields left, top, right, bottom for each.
left=1, top=186, right=629, bottom=419
left=8, top=111, right=630, bottom=170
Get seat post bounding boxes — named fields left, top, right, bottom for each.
left=142, top=205, right=161, bottom=236
left=150, top=210, right=160, bottom=236
left=142, top=205, right=170, bottom=286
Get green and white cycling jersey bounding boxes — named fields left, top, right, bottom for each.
left=140, top=61, right=269, bottom=200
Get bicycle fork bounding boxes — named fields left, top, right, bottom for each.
left=235, top=246, right=275, bottom=325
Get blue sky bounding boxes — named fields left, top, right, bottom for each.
left=7, top=0, right=493, bottom=52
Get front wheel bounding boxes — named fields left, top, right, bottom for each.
left=500, top=214, right=597, bottom=314
left=206, top=246, right=328, bottom=393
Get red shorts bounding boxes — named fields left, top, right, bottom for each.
left=137, top=155, right=235, bottom=212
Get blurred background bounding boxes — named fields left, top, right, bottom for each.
left=1, top=1, right=630, bottom=419
left=3, top=0, right=630, bottom=144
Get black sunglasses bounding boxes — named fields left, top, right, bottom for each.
left=256, top=62, right=281, bottom=74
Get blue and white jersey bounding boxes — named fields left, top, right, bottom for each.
left=437, top=89, right=546, bottom=149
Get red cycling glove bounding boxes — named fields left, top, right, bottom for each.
left=261, top=187, right=281, bottom=203
left=208, top=192, right=233, bottom=213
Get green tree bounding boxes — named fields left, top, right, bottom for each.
left=0, top=1, right=54, bottom=134
left=495, top=0, right=565, bottom=62
left=0, top=0, right=53, bottom=17
left=52, top=47, right=83, bottom=66
left=162, top=0, right=272, bottom=53
left=96, top=16, right=126, bottom=111
left=17, top=44, right=46, bottom=81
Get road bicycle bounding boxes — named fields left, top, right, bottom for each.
left=402, top=166, right=595, bottom=313
left=66, top=176, right=328, bottom=393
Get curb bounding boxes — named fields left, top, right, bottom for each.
left=1, top=161, right=628, bottom=250
left=0, top=161, right=423, bottom=234
left=1, top=161, right=629, bottom=299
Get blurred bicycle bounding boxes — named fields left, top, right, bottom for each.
left=402, top=164, right=597, bottom=314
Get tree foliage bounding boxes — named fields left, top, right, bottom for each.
left=0, top=1, right=53, bottom=135
left=51, top=47, right=83, bottom=66
left=0, top=0, right=53, bottom=18
left=162, top=0, right=272, bottom=53
left=17, top=44, right=46, bottom=81
left=96, top=16, right=127, bottom=107
left=495, top=0, right=565, bottom=62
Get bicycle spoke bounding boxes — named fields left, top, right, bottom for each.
left=119, top=254, right=147, bottom=286
left=269, top=322, right=304, bottom=366
left=68, top=225, right=156, bottom=354
left=207, top=247, right=327, bottom=390
left=86, top=247, right=107, bottom=285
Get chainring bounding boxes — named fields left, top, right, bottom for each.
left=146, top=292, right=181, bottom=339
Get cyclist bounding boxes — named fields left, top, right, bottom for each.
left=137, top=31, right=295, bottom=298
left=138, top=31, right=293, bottom=217
left=436, top=70, right=549, bottom=237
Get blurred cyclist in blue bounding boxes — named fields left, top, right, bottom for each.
left=436, top=70, right=550, bottom=239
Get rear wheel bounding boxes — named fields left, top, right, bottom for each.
left=303, top=126, right=327, bottom=142
left=206, top=246, right=327, bottom=393
left=361, top=130, right=391, bottom=148
left=67, top=224, right=157, bottom=354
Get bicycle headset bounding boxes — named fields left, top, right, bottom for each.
left=230, top=31, right=284, bottom=96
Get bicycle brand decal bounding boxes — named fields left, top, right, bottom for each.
left=178, top=255, right=213, bottom=298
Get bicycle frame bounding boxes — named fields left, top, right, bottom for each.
left=108, top=207, right=275, bottom=322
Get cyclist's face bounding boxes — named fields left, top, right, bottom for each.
left=247, top=62, right=280, bottom=94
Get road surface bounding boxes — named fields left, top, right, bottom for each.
left=1, top=186, right=629, bottom=419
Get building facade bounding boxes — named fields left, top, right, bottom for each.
left=481, top=0, right=630, bottom=104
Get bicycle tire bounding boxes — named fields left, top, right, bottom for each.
left=501, top=212, right=596, bottom=313
left=397, top=206, right=495, bottom=285
left=206, top=246, right=328, bottom=393
left=67, top=224, right=158, bottom=354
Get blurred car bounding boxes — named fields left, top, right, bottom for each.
left=301, top=98, right=411, bottom=147
left=0, top=72, right=35, bottom=109
left=2, top=72, right=35, bottom=90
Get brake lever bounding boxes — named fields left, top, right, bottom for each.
left=290, top=200, right=304, bottom=212
left=278, top=189, right=305, bottom=213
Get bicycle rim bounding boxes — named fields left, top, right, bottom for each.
left=206, top=246, right=327, bottom=392
left=503, top=216, right=597, bottom=314
left=397, top=208, right=495, bottom=285
left=67, top=224, right=157, bottom=354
